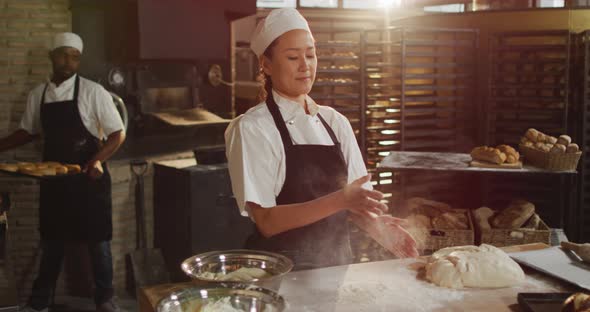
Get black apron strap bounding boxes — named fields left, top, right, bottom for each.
left=317, top=113, right=339, bottom=146
left=266, top=93, right=294, bottom=149
left=40, top=83, right=48, bottom=105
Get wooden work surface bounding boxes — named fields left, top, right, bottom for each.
left=139, top=243, right=581, bottom=312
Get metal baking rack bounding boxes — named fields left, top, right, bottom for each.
left=486, top=30, right=572, bottom=146
left=311, top=29, right=364, bottom=145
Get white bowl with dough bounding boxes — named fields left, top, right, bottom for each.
left=181, top=249, right=294, bottom=291
left=156, top=283, right=285, bottom=312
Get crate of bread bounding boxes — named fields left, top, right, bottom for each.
left=472, top=199, right=550, bottom=247
left=519, top=128, right=581, bottom=171
left=0, top=161, right=82, bottom=178
left=469, top=144, right=522, bottom=169
left=404, top=197, right=474, bottom=251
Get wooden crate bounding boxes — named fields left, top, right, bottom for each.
left=406, top=209, right=474, bottom=252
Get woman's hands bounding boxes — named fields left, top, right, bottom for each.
left=341, top=174, right=388, bottom=217
left=350, top=212, right=419, bottom=259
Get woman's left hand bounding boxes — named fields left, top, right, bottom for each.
left=350, top=212, right=419, bottom=259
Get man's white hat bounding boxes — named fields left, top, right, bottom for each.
left=250, top=8, right=311, bottom=58
left=52, top=32, right=83, bottom=53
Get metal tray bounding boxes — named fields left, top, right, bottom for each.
left=517, top=292, right=572, bottom=312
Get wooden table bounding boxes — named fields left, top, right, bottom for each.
left=139, top=244, right=580, bottom=312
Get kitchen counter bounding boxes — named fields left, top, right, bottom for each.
left=138, top=244, right=580, bottom=312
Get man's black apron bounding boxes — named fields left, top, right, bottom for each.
left=246, top=92, right=353, bottom=270
left=39, top=75, right=112, bottom=242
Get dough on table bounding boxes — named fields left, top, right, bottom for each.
left=425, top=244, right=525, bottom=289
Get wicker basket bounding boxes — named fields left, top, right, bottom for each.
left=406, top=209, right=474, bottom=252
left=475, top=213, right=551, bottom=247
left=519, top=144, right=581, bottom=171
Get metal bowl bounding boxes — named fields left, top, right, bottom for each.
left=156, top=283, right=285, bottom=312
left=181, top=249, right=294, bottom=291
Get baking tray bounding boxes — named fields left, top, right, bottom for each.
left=0, top=168, right=83, bottom=180
left=517, top=292, right=572, bottom=312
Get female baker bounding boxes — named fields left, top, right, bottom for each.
left=225, top=8, right=417, bottom=270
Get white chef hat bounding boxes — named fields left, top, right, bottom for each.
left=250, top=8, right=311, bottom=58
left=52, top=32, right=83, bottom=53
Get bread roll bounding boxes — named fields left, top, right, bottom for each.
left=54, top=166, right=68, bottom=175
left=491, top=200, right=535, bottom=229
left=520, top=136, right=531, bottom=145
left=546, top=136, right=558, bottom=144
left=567, top=143, right=580, bottom=153
left=470, top=146, right=506, bottom=165
left=17, top=162, right=34, bottom=169
left=562, top=292, right=590, bottom=312
left=19, top=167, right=43, bottom=177
left=557, top=135, right=572, bottom=146
left=35, top=163, right=48, bottom=170
left=540, top=144, right=552, bottom=153
left=525, top=128, right=540, bottom=142
left=65, top=164, right=81, bottom=174
left=550, top=144, right=566, bottom=154
left=534, top=142, right=545, bottom=150
left=496, top=145, right=520, bottom=164
left=474, top=207, right=495, bottom=230
left=42, top=161, right=62, bottom=168
left=39, top=167, right=56, bottom=176
left=432, top=212, right=469, bottom=230
left=523, top=141, right=534, bottom=148
left=0, top=163, right=18, bottom=172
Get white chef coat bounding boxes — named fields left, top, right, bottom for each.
left=19, top=74, right=125, bottom=140
left=225, top=90, right=370, bottom=217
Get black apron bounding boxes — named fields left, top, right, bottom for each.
left=246, top=92, right=353, bottom=270
left=39, top=75, right=112, bottom=242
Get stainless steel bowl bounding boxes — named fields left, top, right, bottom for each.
left=156, top=283, right=285, bottom=312
left=181, top=249, right=294, bottom=291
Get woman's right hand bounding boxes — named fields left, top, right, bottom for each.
left=341, top=174, right=388, bottom=216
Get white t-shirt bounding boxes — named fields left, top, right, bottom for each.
left=19, top=74, right=125, bottom=140
left=225, top=90, right=370, bottom=217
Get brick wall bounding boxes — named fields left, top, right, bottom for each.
left=0, top=0, right=177, bottom=303
left=0, top=0, right=73, bottom=303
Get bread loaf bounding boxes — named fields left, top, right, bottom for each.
left=491, top=200, right=535, bottom=229
left=406, top=214, right=431, bottom=228
left=550, top=144, right=566, bottom=154
left=474, top=207, right=495, bottom=230
left=567, top=143, right=580, bottom=153
left=406, top=197, right=453, bottom=217
left=557, top=135, right=572, bottom=146
left=432, top=212, right=469, bottom=230
left=470, top=146, right=506, bottom=165
left=522, top=214, right=541, bottom=229
left=496, top=145, right=520, bottom=164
